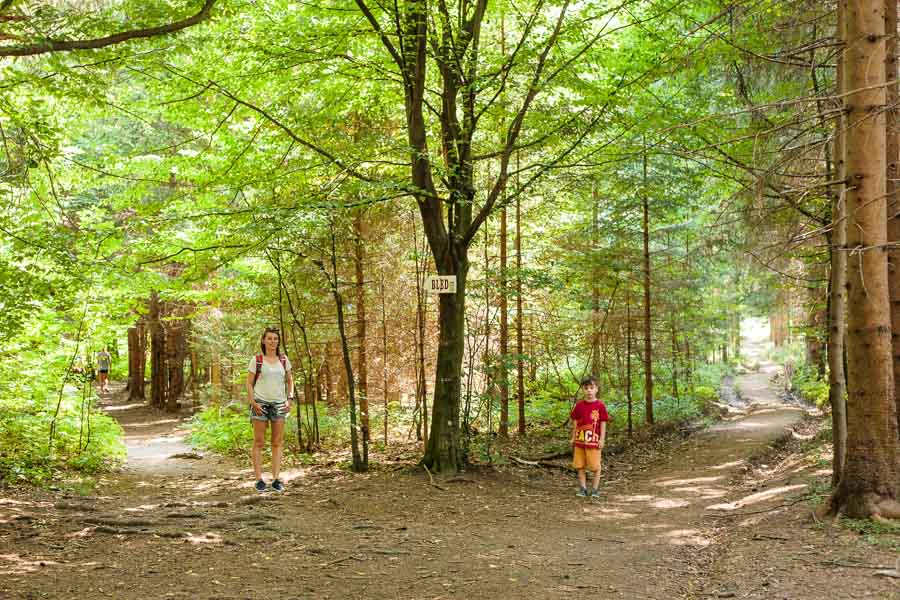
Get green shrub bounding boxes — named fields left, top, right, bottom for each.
left=694, top=385, right=719, bottom=405
left=791, top=365, right=829, bottom=408
left=189, top=401, right=367, bottom=456
left=0, top=392, right=125, bottom=484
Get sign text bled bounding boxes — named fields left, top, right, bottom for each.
left=426, top=275, right=457, bottom=294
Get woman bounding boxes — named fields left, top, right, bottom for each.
left=97, top=347, right=111, bottom=393
left=246, top=327, right=293, bottom=492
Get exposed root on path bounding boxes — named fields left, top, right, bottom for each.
left=819, top=491, right=900, bottom=521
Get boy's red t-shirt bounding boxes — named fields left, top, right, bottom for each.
left=570, top=399, right=609, bottom=448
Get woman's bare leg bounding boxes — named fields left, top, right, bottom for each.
left=252, top=420, right=268, bottom=480
left=270, top=419, right=284, bottom=480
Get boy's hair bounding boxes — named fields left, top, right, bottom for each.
left=580, top=375, right=598, bottom=387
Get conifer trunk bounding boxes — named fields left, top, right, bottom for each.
left=515, top=179, right=525, bottom=435
left=829, top=0, right=848, bottom=486
left=499, top=205, right=509, bottom=437
left=828, top=0, right=900, bottom=518
left=642, top=148, right=654, bottom=425
left=885, top=0, right=900, bottom=434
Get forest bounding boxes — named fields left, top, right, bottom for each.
left=1, top=1, right=899, bottom=598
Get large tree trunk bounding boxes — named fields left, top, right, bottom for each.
left=423, top=255, right=468, bottom=473
left=642, top=148, right=654, bottom=425
left=829, top=0, right=848, bottom=486
left=149, top=292, right=167, bottom=410
left=166, top=318, right=186, bottom=412
left=885, top=0, right=900, bottom=434
left=127, top=321, right=146, bottom=402
left=828, top=0, right=900, bottom=518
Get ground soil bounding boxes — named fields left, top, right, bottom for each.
left=1, top=349, right=898, bottom=599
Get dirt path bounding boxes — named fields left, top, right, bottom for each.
left=98, top=382, right=232, bottom=479
left=2, top=343, right=897, bottom=599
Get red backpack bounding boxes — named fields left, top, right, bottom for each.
left=253, top=354, right=287, bottom=387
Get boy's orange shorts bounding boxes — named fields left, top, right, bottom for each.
left=572, top=446, right=602, bottom=471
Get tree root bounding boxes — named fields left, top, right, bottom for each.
left=422, top=465, right=448, bottom=492
left=818, top=491, right=900, bottom=521
left=511, top=456, right=573, bottom=472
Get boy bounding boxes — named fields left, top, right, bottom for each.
left=570, top=375, right=609, bottom=498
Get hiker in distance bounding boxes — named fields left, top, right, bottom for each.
left=570, top=375, right=609, bottom=498
left=97, top=346, right=112, bottom=393
left=247, top=327, right=293, bottom=492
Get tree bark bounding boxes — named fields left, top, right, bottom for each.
left=381, top=269, right=390, bottom=445
left=423, top=257, right=468, bottom=472
left=829, top=0, right=900, bottom=518
left=413, top=216, right=428, bottom=445
left=320, top=225, right=366, bottom=472
left=829, top=0, right=849, bottom=486
left=354, top=214, right=370, bottom=455
left=149, top=292, right=167, bottom=410
left=626, top=285, right=633, bottom=436
left=642, top=147, right=654, bottom=425
left=885, top=0, right=900, bottom=434
left=591, top=183, right=602, bottom=377
left=499, top=205, right=509, bottom=437
left=166, top=317, right=186, bottom=412
left=515, top=174, right=526, bottom=436
left=127, top=321, right=146, bottom=402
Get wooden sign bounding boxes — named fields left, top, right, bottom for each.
left=426, top=275, right=457, bottom=294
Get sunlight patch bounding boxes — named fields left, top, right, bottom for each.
left=706, top=483, right=807, bottom=511
left=0, top=554, right=60, bottom=575
left=710, top=460, right=746, bottom=470
left=671, top=486, right=728, bottom=498
left=662, top=529, right=711, bottom=547
left=655, top=475, right=724, bottom=487
left=574, top=506, right=638, bottom=521
left=650, top=498, right=690, bottom=509
left=185, top=533, right=223, bottom=545
left=617, top=494, right=655, bottom=502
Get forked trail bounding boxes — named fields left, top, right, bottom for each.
left=1, top=334, right=896, bottom=599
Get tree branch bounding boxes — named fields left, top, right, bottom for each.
left=209, top=81, right=377, bottom=183
left=0, top=0, right=217, bottom=57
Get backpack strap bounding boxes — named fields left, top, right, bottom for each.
left=279, top=354, right=287, bottom=371
left=252, top=354, right=263, bottom=387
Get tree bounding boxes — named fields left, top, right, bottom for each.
left=827, top=0, right=900, bottom=519
left=353, top=0, right=605, bottom=471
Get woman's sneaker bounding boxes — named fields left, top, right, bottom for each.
left=576, top=487, right=588, bottom=497
left=590, top=488, right=601, bottom=498
left=255, top=479, right=267, bottom=492
left=271, top=479, right=285, bottom=492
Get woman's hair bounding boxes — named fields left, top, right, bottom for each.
left=580, top=375, right=599, bottom=387
left=260, top=327, right=281, bottom=356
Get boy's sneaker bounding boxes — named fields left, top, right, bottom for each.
left=576, top=487, right=589, bottom=497
left=590, top=488, right=601, bottom=498
left=271, top=479, right=285, bottom=492
left=255, top=479, right=267, bottom=492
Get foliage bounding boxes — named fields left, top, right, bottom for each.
left=838, top=516, right=900, bottom=551
left=0, top=0, right=838, bottom=476
left=0, top=381, right=125, bottom=484
left=792, top=366, right=829, bottom=409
